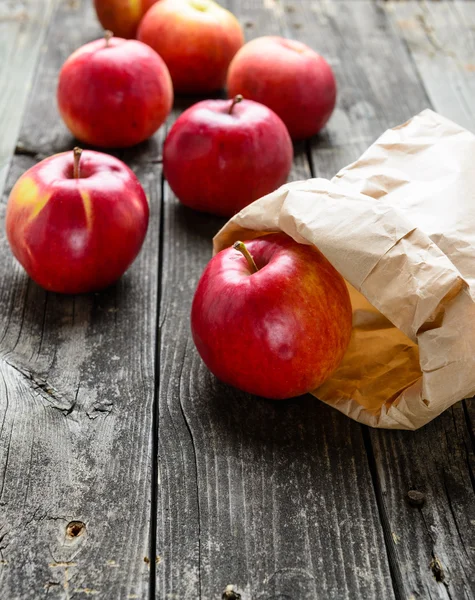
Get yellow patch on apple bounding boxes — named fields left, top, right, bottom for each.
left=11, top=176, right=51, bottom=222
left=79, top=189, right=94, bottom=230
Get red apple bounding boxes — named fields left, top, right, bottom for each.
left=227, top=36, right=337, bottom=140
left=93, top=0, right=158, bottom=39
left=191, top=233, right=352, bottom=399
left=6, top=148, right=149, bottom=294
left=57, top=33, right=173, bottom=148
left=163, top=96, right=293, bottom=217
left=137, top=0, right=244, bottom=94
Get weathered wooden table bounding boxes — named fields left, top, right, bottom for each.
left=1, top=0, right=474, bottom=598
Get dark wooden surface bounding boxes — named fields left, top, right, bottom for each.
left=0, top=1, right=474, bottom=599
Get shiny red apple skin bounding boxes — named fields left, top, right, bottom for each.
left=163, top=98, right=293, bottom=217
left=57, top=36, right=173, bottom=148
left=227, top=36, right=337, bottom=140
left=137, top=0, right=244, bottom=94
left=6, top=150, right=149, bottom=294
left=191, top=233, right=352, bottom=399
left=93, top=0, right=158, bottom=38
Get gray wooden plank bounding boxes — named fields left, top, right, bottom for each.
left=13, top=0, right=100, bottom=156
left=0, top=0, right=57, bottom=199
left=292, top=1, right=475, bottom=598
left=377, top=3, right=475, bottom=598
left=300, top=0, right=430, bottom=172
left=369, top=404, right=475, bottom=600
left=156, top=1, right=395, bottom=598
left=158, top=204, right=396, bottom=600
left=0, top=1, right=162, bottom=598
left=388, top=0, right=475, bottom=132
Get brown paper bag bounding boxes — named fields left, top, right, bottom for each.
left=213, top=110, right=475, bottom=430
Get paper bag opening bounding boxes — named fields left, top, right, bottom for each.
left=213, top=110, right=475, bottom=430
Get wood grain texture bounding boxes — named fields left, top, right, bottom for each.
left=389, top=1, right=475, bottom=132
left=293, top=1, right=475, bottom=598
left=0, top=1, right=163, bottom=598
left=369, top=404, right=475, bottom=600
left=374, top=3, right=475, bottom=598
left=157, top=206, right=396, bottom=600
left=298, top=0, right=430, bottom=174
left=0, top=0, right=58, bottom=199
left=156, top=1, right=394, bottom=598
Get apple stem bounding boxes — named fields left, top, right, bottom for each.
left=228, top=94, right=243, bottom=115
left=233, top=240, right=258, bottom=274
left=104, top=30, right=113, bottom=47
left=73, top=147, right=82, bottom=179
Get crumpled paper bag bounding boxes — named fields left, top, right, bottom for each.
left=213, top=110, right=475, bottom=430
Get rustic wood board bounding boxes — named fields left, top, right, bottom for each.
left=157, top=191, right=395, bottom=600
left=389, top=1, right=475, bottom=132
left=292, top=1, right=475, bottom=598
left=377, top=3, right=475, bottom=598
left=299, top=0, right=430, bottom=171
left=0, top=0, right=58, bottom=198
left=156, top=1, right=395, bottom=599
left=0, top=1, right=162, bottom=598
left=368, top=404, right=475, bottom=600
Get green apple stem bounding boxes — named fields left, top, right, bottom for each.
left=228, top=94, right=243, bottom=115
left=73, top=147, right=82, bottom=179
left=233, top=240, right=258, bottom=273
left=104, top=30, right=113, bottom=47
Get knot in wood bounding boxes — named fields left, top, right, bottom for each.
left=407, top=490, right=425, bottom=507
left=66, top=521, right=86, bottom=538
